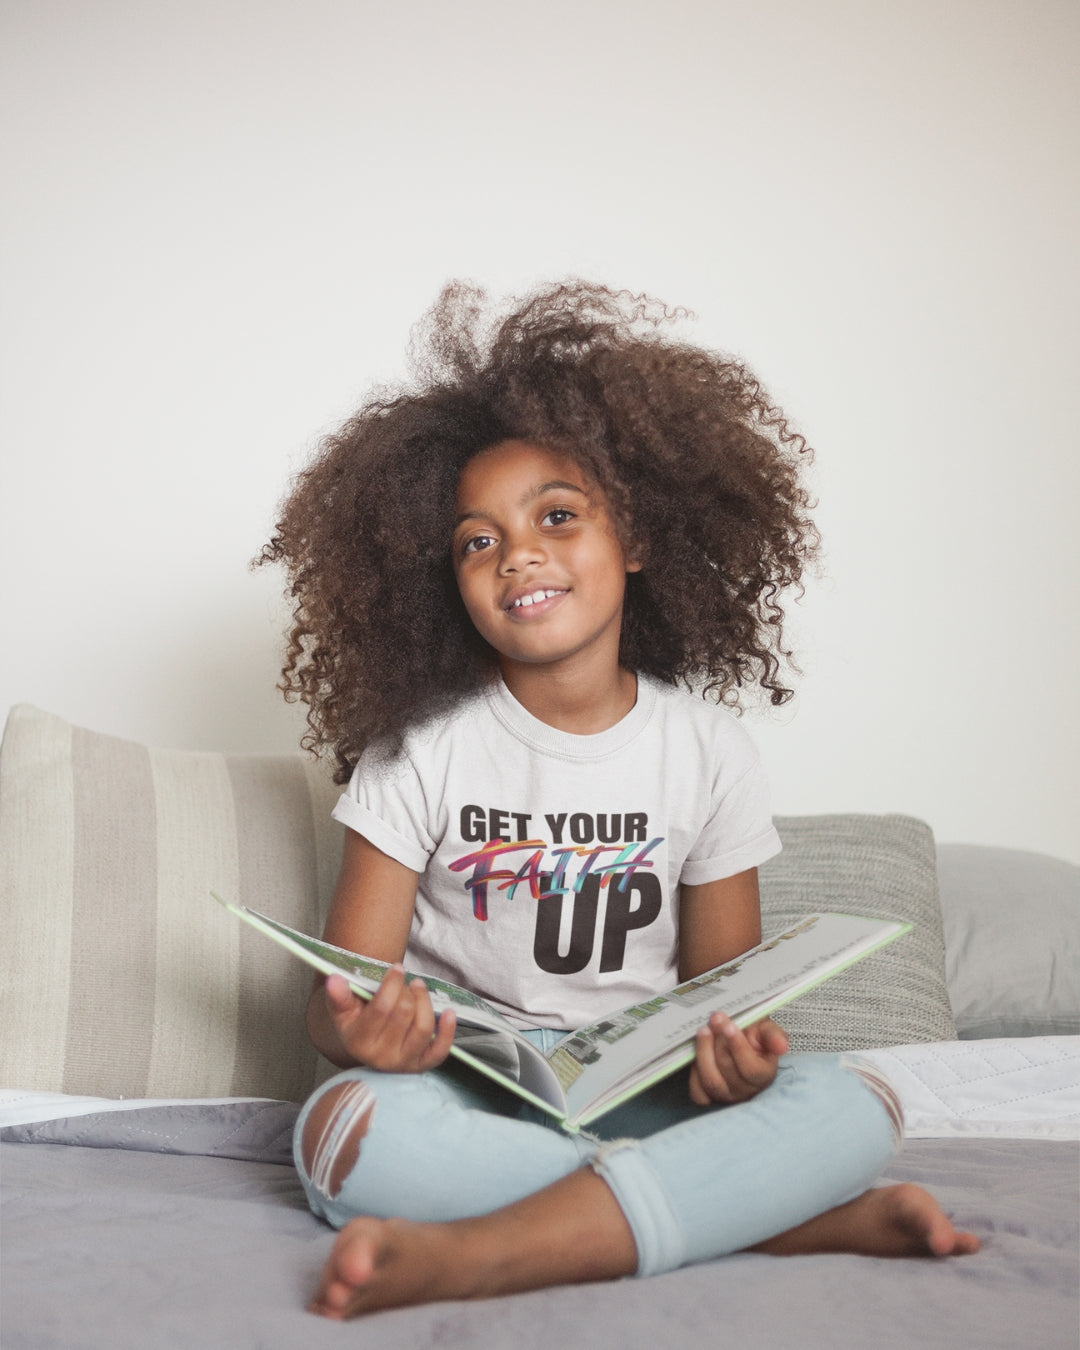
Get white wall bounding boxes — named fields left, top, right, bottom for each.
left=2, top=0, right=1077, bottom=862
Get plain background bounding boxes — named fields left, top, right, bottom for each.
left=2, top=0, right=1077, bottom=863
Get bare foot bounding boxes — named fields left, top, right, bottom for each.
left=753, top=1184, right=980, bottom=1259
left=308, top=1168, right=637, bottom=1319
left=310, top=1216, right=484, bottom=1318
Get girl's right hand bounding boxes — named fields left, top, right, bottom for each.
left=320, top=968, right=456, bottom=1073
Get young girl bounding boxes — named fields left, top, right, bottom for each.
left=263, top=282, right=977, bottom=1319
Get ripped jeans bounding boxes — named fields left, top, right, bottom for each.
left=293, top=1031, right=903, bottom=1278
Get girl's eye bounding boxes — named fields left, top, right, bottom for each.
left=542, top=507, right=575, bottom=527
left=461, top=533, right=496, bottom=557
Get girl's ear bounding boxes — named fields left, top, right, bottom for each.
left=624, top=534, right=645, bottom=572
left=619, top=519, right=646, bottom=572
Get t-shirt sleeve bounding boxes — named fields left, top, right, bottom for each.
left=331, top=746, right=435, bottom=874
left=679, top=733, right=781, bottom=885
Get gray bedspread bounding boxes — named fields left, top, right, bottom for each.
left=2, top=1102, right=1077, bottom=1350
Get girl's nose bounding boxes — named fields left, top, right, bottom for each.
left=497, top=532, right=545, bottom=574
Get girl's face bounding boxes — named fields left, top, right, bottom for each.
left=452, top=441, right=641, bottom=679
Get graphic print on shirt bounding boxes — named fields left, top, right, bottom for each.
left=449, top=802, right=665, bottom=975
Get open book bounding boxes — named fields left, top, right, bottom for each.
left=213, top=894, right=909, bottom=1132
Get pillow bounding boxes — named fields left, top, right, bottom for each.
left=0, top=707, right=955, bottom=1100
left=936, top=842, right=1079, bottom=1039
left=0, top=705, right=342, bottom=1102
left=760, top=814, right=957, bottom=1051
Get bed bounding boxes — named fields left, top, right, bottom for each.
left=2, top=703, right=1077, bottom=1348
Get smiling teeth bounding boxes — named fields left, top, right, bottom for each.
left=512, top=589, right=563, bottom=609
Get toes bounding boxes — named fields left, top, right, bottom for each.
left=890, top=1184, right=977, bottom=1258
left=334, top=1226, right=379, bottom=1286
left=944, top=1230, right=981, bottom=1257
left=309, top=1222, right=382, bottom=1319
left=310, top=1268, right=358, bottom=1316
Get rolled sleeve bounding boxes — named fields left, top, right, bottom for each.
left=331, top=796, right=429, bottom=873
left=680, top=746, right=780, bottom=885
left=331, top=744, right=437, bottom=875
left=679, top=822, right=781, bottom=886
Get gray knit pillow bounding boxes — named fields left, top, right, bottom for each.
left=760, top=814, right=956, bottom=1051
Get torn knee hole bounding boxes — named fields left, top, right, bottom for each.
left=301, top=1080, right=377, bottom=1200
left=841, top=1057, right=905, bottom=1148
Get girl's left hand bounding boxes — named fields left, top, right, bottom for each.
left=688, top=1014, right=789, bottom=1106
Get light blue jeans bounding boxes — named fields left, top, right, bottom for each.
left=294, top=1030, right=902, bottom=1277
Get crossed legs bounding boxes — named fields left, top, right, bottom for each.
left=295, top=1056, right=978, bottom=1319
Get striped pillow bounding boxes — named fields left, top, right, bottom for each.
left=0, top=705, right=342, bottom=1102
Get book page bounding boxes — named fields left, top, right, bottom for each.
left=215, top=899, right=570, bottom=1116
left=235, top=907, right=518, bottom=1031
left=555, top=913, right=908, bottom=1126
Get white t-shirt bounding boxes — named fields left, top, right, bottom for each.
left=333, top=675, right=781, bottom=1030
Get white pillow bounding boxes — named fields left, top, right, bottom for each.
left=937, top=842, right=1079, bottom=1039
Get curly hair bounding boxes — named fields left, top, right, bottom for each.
left=260, top=281, right=818, bottom=783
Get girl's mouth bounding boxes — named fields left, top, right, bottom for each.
left=504, top=587, right=568, bottom=615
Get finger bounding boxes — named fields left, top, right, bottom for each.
left=418, top=1007, right=457, bottom=1070
left=711, top=1013, right=775, bottom=1087
left=768, top=1029, right=790, bottom=1056
left=754, top=1018, right=789, bottom=1057
left=687, top=1061, right=715, bottom=1107
left=370, top=975, right=431, bottom=1059
left=323, top=974, right=359, bottom=1013
left=366, top=966, right=420, bottom=1039
left=691, top=1024, right=735, bottom=1103
left=367, top=965, right=408, bottom=1016
left=395, top=980, right=438, bottom=1062
left=323, top=977, right=377, bottom=1046
left=353, top=967, right=417, bottom=1058
left=687, top=1062, right=704, bottom=1106
left=742, top=1017, right=770, bottom=1053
